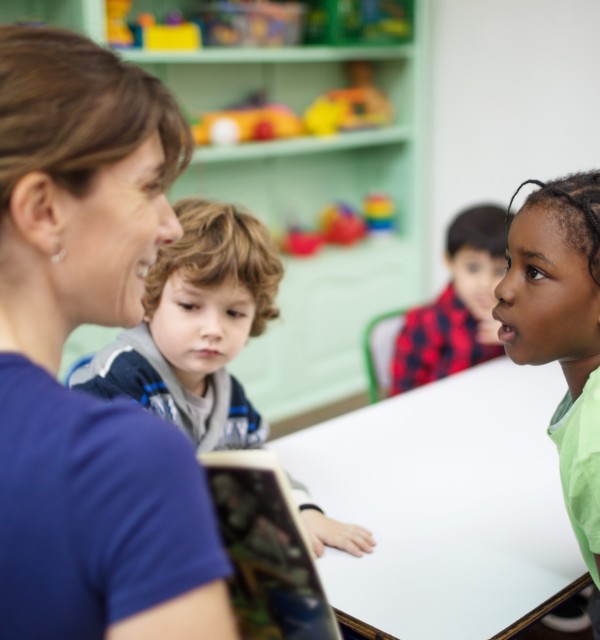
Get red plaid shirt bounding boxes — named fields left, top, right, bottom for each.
left=390, top=283, right=505, bottom=396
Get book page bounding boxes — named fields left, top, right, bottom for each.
left=200, top=450, right=342, bottom=640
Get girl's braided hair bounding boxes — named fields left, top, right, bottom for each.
left=509, top=171, right=600, bottom=286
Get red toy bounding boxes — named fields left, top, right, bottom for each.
left=319, top=202, right=367, bottom=245
left=254, top=119, right=276, bottom=141
left=281, top=228, right=323, bottom=257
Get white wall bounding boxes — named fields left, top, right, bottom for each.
left=428, top=0, right=600, bottom=289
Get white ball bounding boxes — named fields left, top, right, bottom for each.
left=209, top=117, right=241, bottom=146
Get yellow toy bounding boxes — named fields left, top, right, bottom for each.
left=144, top=23, right=201, bottom=50
left=303, top=97, right=348, bottom=136
left=106, top=0, right=133, bottom=48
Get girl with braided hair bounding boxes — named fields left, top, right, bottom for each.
left=494, top=170, right=600, bottom=636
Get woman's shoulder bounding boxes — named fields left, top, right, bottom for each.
left=69, top=387, right=196, bottom=473
left=1, top=356, right=208, bottom=554
left=2, top=354, right=194, bottom=472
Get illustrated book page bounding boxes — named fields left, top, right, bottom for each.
left=199, top=449, right=342, bottom=640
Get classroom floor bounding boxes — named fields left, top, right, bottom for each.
left=272, top=394, right=596, bottom=640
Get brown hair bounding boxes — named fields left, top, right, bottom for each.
left=144, top=198, right=284, bottom=337
left=0, top=25, right=193, bottom=218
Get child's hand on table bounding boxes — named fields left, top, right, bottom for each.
left=299, top=509, right=376, bottom=558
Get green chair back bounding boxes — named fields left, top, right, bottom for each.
left=362, top=308, right=406, bottom=403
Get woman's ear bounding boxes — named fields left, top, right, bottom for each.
left=8, top=172, right=66, bottom=256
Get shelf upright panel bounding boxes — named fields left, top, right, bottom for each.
left=78, top=0, right=105, bottom=41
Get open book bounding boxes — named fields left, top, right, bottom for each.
left=199, top=449, right=343, bottom=640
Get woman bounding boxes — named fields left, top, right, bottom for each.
left=0, top=25, right=238, bottom=640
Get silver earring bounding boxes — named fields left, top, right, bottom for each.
left=50, top=248, right=67, bottom=264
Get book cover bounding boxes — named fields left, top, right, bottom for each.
left=199, top=449, right=343, bottom=640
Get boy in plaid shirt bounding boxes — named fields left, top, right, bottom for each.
left=390, top=204, right=511, bottom=396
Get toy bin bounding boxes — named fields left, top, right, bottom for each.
left=304, top=0, right=413, bottom=46
left=132, top=23, right=202, bottom=49
left=197, top=2, right=306, bottom=47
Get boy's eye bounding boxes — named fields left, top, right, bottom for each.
left=228, top=310, right=246, bottom=319
left=178, top=302, right=197, bottom=311
left=465, top=263, right=481, bottom=274
left=526, top=265, right=544, bottom=280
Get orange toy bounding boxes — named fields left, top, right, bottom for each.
left=344, top=60, right=394, bottom=124
left=106, top=0, right=133, bottom=48
left=193, top=103, right=303, bottom=146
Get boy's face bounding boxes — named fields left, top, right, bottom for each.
left=446, top=247, right=507, bottom=321
left=493, top=204, right=600, bottom=366
left=146, top=271, right=256, bottom=395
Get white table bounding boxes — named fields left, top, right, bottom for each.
left=269, top=358, right=590, bottom=640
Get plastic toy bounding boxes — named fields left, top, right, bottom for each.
left=363, top=192, right=395, bottom=236
left=106, top=0, right=134, bottom=48
left=129, top=11, right=202, bottom=50
left=198, top=2, right=305, bottom=47
left=164, top=10, right=185, bottom=25
left=326, top=86, right=393, bottom=130
left=281, top=228, right=323, bottom=257
left=254, top=119, right=276, bottom=141
left=136, top=12, right=156, bottom=28
left=209, top=117, right=242, bottom=146
left=192, top=102, right=303, bottom=146
left=304, top=0, right=412, bottom=46
left=303, top=60, right=394, bottom=135
left=303, top=96, right=348, bottom=136
left=344, top=60, right=394, bottom=125
left=319, top=202, right=366, bottom=245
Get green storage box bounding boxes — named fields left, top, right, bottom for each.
left=304, top=0, right=414, bottom=46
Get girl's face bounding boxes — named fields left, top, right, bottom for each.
left=56, top=132, right=182, bottom=329
left=493, top=203, right=600, bottom=367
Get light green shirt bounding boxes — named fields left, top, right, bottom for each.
left=548, top=366, right=600, bottom=588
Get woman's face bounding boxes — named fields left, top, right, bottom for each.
left=57, top=132, right=182, bottom=328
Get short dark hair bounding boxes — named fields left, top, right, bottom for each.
left=446, top=204, right=510, bottom=258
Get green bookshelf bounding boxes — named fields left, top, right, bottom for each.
left=3, top=0, right=430, bottom=421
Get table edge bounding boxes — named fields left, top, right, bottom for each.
left=334, top=573, right=592, bottom=640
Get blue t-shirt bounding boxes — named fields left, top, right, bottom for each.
left=0, top=353, right=231, bottom=640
